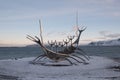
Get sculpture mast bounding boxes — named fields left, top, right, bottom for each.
left=39, top=20, right=43, bottom=44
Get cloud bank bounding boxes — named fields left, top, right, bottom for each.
left=99, top=31, right=120, bottom=39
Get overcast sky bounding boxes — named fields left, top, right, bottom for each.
left=0, top=0, right=120, bottom=46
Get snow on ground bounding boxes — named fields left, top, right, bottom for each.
left=0, top=56, right=120, bottom=80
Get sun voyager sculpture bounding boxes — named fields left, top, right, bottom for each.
left=27, top=19, right=90, bottom=66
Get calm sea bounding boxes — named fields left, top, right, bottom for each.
left=0, top=46, right=120, bottom=60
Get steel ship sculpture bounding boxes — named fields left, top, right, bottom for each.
left=27, top=19, right=90, bottom=66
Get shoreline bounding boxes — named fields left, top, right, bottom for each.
left=0, top=74, right=18, bottom=80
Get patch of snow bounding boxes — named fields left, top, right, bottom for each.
left=0, top=56, right=119, bottom=80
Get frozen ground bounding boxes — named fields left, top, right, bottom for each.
left=0, top=56, right=120, bottom=80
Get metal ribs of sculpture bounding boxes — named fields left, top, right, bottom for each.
left=27, top=27, right=90, bottom=65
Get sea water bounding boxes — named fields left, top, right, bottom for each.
left=0, top=46, right=120, bottom=60
left=0, top=47, right=42, bottom=60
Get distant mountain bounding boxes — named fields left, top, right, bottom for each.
left=88, top=38, right=120, bottom=46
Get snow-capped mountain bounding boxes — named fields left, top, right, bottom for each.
left=89, top=38, right=120, bottom=46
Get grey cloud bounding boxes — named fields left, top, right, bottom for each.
left=99, top=31, right=110, bottom=36
left=58, top=32, right=67, bottom=36
left=99, top=31, right=120, bottom=38
left=46, top=31, right=67, bottom=37
left=106, top=33, right=120, bottom=38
